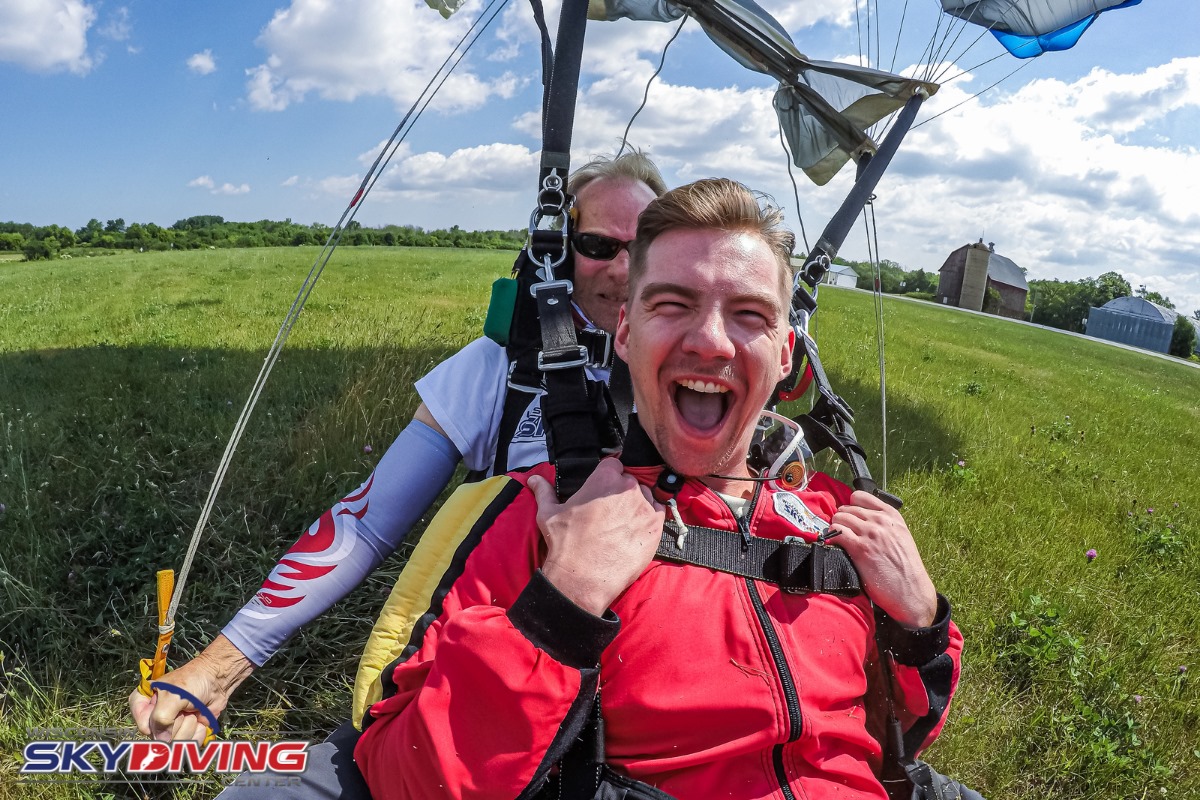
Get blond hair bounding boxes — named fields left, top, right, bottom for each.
left=629, top=178, right=794, bottom=303
left=568, top=150, right=668, bottom=198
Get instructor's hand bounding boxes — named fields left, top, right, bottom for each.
left=129, top=634, right=255, bottom=743
left=831, top=491, right=938, bottom=629
left=529, top=459, right=665, bottom=616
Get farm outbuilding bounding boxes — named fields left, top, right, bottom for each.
left=788, top=257, right=860, bottom=289
left=1085, top=296, right=1191, bottom=354
left=936, top=240, right=1029, bottom=319
left=823, top=264, right=859, bottom=288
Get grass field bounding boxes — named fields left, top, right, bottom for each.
left=1, top=246, right=1197, bottom=799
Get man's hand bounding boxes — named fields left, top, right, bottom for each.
left=128, top=634, right=255, bottom=743
left=529, top=459, right=665, bottom=617
left=830, top=491, right=938, bottom=629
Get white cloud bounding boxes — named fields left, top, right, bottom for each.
left=269, top=2, right=1200, bottom=314
left=188, top=175, right=250, bottom=195
left=98, top=6, right=131, bottom=41
left=244, top=0, right=521, bottom=112
left=842, top=55, right=1200, bottom=314
left=0, top=0, right=96, bottom=75
left=282, top=175, right=300, bottom=187
left=188, top=49, right=217, bottom=75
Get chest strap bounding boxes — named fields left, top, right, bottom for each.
left=654, top=524, right=861, bottom=596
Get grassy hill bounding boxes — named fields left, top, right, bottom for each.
left=1, top=247, right=1197, bottom=799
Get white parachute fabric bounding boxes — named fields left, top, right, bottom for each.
left=774, top=62, right=935, bottom=186
left=939, top=0, right=1133, bottom=36
left=425, top=0, right=939, bottom=185
left=426, top=0, right=470, bottom=19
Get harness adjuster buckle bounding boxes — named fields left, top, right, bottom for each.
left=530, top=278, right=575, bottom=300
left=772, top=537, right=811, bottom=594
left=538, top=346, right=589, bottom=371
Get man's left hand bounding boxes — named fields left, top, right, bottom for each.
left=830, top=491, right=938, bottom=629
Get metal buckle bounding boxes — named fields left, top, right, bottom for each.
left=580, top=330, right=613, bottom=368
left=529, top=278, right=575, bottom=300
left=538, top=346, right=589, bottom=371
left=596, top=332, right=613, bottom=368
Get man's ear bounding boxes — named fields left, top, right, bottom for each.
left=778, top=327, right=795, bottom=380
left=614, top=305, right=630, bottom=361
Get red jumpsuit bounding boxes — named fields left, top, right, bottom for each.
left=355, top=454, right=962, bottom=800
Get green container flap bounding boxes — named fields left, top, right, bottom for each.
left=483, top=277, right=518, bottom=346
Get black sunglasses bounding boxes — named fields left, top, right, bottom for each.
left=571, top=231, right=633, bottom=261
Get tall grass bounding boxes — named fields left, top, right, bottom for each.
left=1, top=248, right=1196, bottom=799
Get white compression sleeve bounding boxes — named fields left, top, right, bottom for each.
left=222, top=420, right=461, bottom=666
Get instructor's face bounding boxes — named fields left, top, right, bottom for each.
left=615, top=228, right=793, bottom=485
left=572, top=178, right=658, bottom=334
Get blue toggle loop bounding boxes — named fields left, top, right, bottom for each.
left=150, top=680, right=221, bottom=737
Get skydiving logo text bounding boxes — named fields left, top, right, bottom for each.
left=22, top=740, right=309, bottom=774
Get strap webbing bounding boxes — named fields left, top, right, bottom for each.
left=607, top=356, right=634, bottom=434
left=537, top=0, right=589, bottom=188
left=654, top=525, right=862, bottom=596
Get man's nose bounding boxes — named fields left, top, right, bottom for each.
left=608, top=249, right=631, bottom=284
left=683, top=307, right=736, bottom=360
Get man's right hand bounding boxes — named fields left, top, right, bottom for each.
left=529, top=459, right=665, bottom=617
left=128, top=634, right=256, bottom=743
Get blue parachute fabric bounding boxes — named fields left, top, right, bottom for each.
left=988, top=0, right=1142, bottom=59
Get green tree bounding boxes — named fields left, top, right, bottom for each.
left=23, top=238, right=57, bottom=261
left=1095, top=271, right=1131, bottom=305
left=1169, top=314, right=1198, bottom=358
left=0, top=232, right=24, bottom=251
left=76, top=218, right=103, bottom=244
left=104, top=218, right=126, bottom=234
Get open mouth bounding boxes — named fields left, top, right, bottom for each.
left=673, top=378, right=733, bottom=434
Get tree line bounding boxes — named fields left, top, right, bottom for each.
left=6, top=217, right=1196, bottom=357
left=0, top=216, right=526, bottom=260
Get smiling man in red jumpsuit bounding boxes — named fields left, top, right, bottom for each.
left=354, top=177, right=963, bottom=800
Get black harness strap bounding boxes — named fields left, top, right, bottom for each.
left=654, top=526, right=862, bottom=596
left=607, top=356, right=634, bottom=435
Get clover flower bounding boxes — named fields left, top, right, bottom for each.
left=363, top=444, right=373, bottom=454
left=1085, top=548, right=1098, bottom=562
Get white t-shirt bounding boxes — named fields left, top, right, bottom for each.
left=416, top=336, right=610, bottom=476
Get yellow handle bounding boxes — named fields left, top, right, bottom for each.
left=137, top=569, right=175, bottom=696
left=136, top=569, right=215, bottom=744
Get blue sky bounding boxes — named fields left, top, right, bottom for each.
left=4, top=0, right=1200, bottom=314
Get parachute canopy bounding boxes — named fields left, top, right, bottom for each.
left=423, top=0, right=1139, bottom=183
left=592, top=0, right=938, bottom=185
left=941, top=0, right=1142, bottom=58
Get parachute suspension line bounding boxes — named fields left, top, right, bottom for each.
left=912, top=5, right=946, bottom=84
left=937, top=52, right=1006, bottom=86
left=854, top=0, right=864, bottom=68
left=776, top=123, right=810, bottom=254
left=616, top=14, right=687, bottom=159
left=862, top=198, right=889, bottom=491
left=873, top=0, right=881, bottom=74
left=887, top=0, right=912, bottom=75
left=928, top=9, right=1006, bottom=84
left=914, top=59, right=1032, bottom=130
left=161, top=0, right=512, bottom=628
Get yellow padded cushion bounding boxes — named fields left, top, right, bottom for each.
left=351, top=476, right=515, bottom=729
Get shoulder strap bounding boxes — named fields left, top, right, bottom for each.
left=493, top=0, right=604, bottom=501
left=654, top=524, right=862, bottom=596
